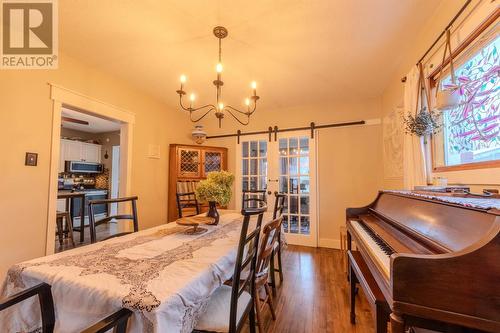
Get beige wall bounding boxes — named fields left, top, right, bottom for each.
left=0, top=52, right=193, bottom=279
left=381, top=0, right=500, bottom=192
left=201, top=98, right=383, bottom=248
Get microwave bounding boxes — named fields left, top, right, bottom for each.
left=65, top=161, right=104, bottom=174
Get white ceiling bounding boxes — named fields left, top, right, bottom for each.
left=59, top=0, right=443, bottom=111
left=61, top=107, right=121, bottom=133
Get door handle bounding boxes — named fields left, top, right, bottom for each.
left=267, top=191, right=272, bottom=195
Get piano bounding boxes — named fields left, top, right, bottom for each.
left=346, top=191, right=500, bottom=333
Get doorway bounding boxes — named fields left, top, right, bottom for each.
left=46, top=84, right=135, bottom=255
left=236, top=131, right=318, bottom=247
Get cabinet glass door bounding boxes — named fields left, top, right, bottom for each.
left=203, top=150, right=223, bottom=177
left=178, top=148, right=201, bottom=178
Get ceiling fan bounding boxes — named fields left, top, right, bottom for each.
left=61, top=116, right=89, bottom=126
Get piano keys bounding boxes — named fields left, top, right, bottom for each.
left=346, top=191, right=500, bottom=333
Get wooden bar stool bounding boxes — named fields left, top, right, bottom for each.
left=56, top=211, right=75, bottom=249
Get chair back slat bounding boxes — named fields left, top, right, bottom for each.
left=0, top=283, right=55, bottom=333
left=88, top=196, right=139, bottom=243
left=256, top=216, right=283, bottom=281
left=242, top=189, right=267, bottom=210
left=273, top=192, right=287, bottom=219
left=229, top=205, right=267, bottom=333
left=176, top=192, right=200, bottom=218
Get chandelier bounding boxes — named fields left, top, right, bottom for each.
left=176, top=26, right=260, bottom=128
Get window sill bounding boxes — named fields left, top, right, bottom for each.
left=433, top=160, right=500, bottom=172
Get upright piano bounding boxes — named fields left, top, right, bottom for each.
left=346, top=191, right=500, bottom=333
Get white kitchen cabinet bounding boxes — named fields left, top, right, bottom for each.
left=64, top=140, right=83, bottom=161
left=59, top=139, right=102, bottom=172
left=81, top=143, right=101, bottom=163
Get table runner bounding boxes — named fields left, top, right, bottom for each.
left=1, top=211, right=263, bottom=333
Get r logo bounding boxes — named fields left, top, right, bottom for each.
left=2, top=2, right=52, bottom=53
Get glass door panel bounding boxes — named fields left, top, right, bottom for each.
left=237, top=131, right=317, bottom=247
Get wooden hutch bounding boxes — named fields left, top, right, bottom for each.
left=168, top=144, right=228, bottom=222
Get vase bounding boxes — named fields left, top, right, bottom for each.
left=206, top=201, right=219, bottom=225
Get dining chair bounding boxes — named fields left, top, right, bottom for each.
left=176, top=192, right=200, bottom=218
left=269, top=192, right=286, bottom=295
left=88, top=196, right=139, bottom=244
left=193, top=205, right=267, bottom=333
left=0, top=282, right=132, bottom=333
left=253, top=216, right=282, bottom=333
left=242, top=189, right=267, bottom=210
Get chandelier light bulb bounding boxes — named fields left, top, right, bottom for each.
left=216, top=63, right=223, bottom=73
left=219, top=102, right=224, bottom=110
left=245, top=98, right=250, bottom=106
left=190, top=93, right=196, bottom=102
left=180, top=75, right=187, bottom=83
left=251, top=81, right=257, bottom=89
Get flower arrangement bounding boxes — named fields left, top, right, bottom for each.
left=195, top=171, right=234, bottom=205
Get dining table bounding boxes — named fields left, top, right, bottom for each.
left=0, top=210, right=278, bottom=333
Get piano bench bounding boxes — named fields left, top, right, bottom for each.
left=348, top=250, right=391, bottom=333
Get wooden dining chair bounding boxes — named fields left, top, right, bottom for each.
left=0, top=282, right=132, bottom=333
left=269, top=192, right=286, bottom=295
left=253, top=216, right=282, bottom=333
left=193, top=205, right=267, bottom=333
left=176, top=192, right=200, bottom=218
left=88, top=196, right=139, bottom=244
left=242, top=189, right=267, bottom=210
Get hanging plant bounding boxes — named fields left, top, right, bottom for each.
left=402, top=106, right=441, bottom=136
left=402, top=63, right=442, bottom=137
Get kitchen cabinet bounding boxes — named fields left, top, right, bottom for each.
left=81, top=143, right=101, bottom=163
left=59, top=139, right=102, bottom=172
left=168, top=144, right=227, bottom=222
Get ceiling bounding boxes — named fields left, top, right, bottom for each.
left=59, top=0, right=443, bottom=111
left=61, top=107, right=121, bottom=133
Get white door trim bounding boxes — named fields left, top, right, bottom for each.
left=45, top=83, right=135, bottom=255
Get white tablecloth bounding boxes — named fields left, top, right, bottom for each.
left=1, top=211, right=270, bottom=333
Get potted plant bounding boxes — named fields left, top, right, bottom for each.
left=195, top=171, right=234, bottom=225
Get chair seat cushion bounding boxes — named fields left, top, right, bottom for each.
left=194, top=285, right=251, bottom=332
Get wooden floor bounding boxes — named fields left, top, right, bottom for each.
left=55, top=223, right=113, bottom=253
left=243, top=245, right=375, bottom=333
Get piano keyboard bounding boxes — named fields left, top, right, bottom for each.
left=349, top=220, right=394, bottom=279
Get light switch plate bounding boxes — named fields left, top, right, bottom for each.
left=25, top=152, right=38, bottom=166
left=148, top=144, right=160, bottom=159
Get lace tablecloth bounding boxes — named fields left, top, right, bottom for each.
left=1, top=210, right=268, bottom=333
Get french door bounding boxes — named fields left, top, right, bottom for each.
left=237, top=131, right=317, bottom=247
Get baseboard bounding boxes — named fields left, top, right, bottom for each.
left=318, top=238, right=341, bottom=249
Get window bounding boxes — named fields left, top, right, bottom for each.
left=434, top=33, right=499, bottom=169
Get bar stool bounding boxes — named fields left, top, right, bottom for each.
left=56, top=211, right=75, bottom=249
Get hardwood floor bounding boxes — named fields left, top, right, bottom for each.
left=243, top=245, right=375, bottom=333
left=55, top=223, right=113, bottom=253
